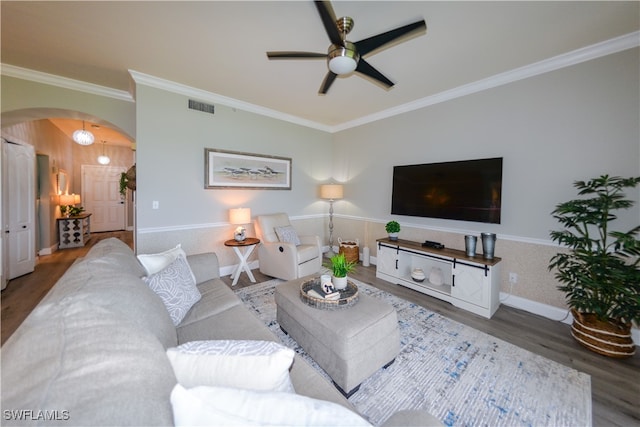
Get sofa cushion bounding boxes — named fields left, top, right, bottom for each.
left=170, top=384, right=372, bottom=427
left=1, top=300, right=177, bottom=426
left=167, top=340, right=295, bottom=392
left=177, top=278, right=241, bottom=328
left=144, top=254, right=201, bottom=326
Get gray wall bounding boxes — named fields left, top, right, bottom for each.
left=333, top=48, right=640, bottom=242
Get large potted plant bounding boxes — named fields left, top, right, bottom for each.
left=549, top=175, right=640, bottom=358
left=325, top=253, right=357, bottom=290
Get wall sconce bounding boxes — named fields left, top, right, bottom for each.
left=229, top=207, right=251, bottom=242
left=320, top=183, right=344, bottom=257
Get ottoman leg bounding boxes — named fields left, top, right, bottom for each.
left=383, top=358, right=395, bottom=369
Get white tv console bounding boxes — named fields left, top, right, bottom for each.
left=376, top=238, right=502, bottom=319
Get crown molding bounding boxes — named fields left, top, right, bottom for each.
left=3, top=31, right=637, bottom=132
left=331, top=31, right=640, bottom=132
left=1, top=64, right=134, bottom=102
left=128, top=70, right=332, bottom=133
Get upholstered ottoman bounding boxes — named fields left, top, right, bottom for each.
left=275, top=277, right=400, bottom=397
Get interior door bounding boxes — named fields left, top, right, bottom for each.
left=81, top=165, right=126, bottom=232
left=3, top=140, right=36, bottom=280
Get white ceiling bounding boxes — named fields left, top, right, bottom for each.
left=2, top=1, right=639, bottom=133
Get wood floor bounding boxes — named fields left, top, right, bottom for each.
left=2, top=234, right=638, bottom=426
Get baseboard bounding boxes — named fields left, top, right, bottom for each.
left=500, top=292, right=639, bottom=347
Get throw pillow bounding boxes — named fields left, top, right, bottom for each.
left=170, top=384, right=372, bottom=427
left=143, top=255, right=200, bottom=326
left=166, top=340, right=295, bottom=393
left=137, top=244, right=188, bottom=276
left=274, top=225, right=301, bottom=246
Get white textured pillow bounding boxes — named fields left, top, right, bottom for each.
left=143, top=255, right=201, bottom=325
left=170, top=384, right=372, bottom=427
left=137, top=244, right=187, bottom=276
left=166, top=340, right=295, bottom=393
left=274, top=225, right=301, bottom=246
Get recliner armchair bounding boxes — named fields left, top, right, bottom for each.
left=254, top=213, right=322, bottom=281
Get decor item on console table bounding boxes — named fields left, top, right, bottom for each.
left=385, top=221, right=400, bottom=240
left=57, top=213, right=92, bottom=249
left=376, top=237, right=502, bottom=319
left=481, top=232, right=497, bottom=259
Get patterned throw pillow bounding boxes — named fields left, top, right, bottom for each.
left=166, top=340, right=295, bottom=393
left=274, top=225, right=301, bottom=246
left=143, top=254, right=200, bottom=326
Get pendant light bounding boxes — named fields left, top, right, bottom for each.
left=97, top=141, right=111, bottom=165
left=72, top=120, right=95, bottom=145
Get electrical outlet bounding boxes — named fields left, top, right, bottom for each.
left=509, top=272, right=518, bottom=284
left=152, top=201, right=159, bottom=209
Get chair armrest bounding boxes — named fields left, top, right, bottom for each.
left=298, top=234, right=321, bottom=248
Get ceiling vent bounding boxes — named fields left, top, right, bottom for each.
left=188, top=99, right=215, bottom=115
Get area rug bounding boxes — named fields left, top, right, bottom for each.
left=235, top=278, right=592, bottom=427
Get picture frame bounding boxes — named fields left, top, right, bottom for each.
left=205, top=148, right=292, bottom=190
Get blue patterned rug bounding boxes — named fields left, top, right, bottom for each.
left=235, top=278, right=591, bottom=427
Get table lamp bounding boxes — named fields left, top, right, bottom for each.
left=229, top=208, right=251, bottom=241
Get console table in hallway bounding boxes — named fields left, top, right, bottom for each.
left=57, top=213, right=92, bottom=249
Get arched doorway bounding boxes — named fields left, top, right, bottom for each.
left=1, top=108, right=135, bottom=288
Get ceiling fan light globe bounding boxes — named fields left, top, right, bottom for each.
left=328, top=42, right=359, bottom=75
left=329, top=56, right=357, bottom=74
left=73, top=129, right=95, bottom=145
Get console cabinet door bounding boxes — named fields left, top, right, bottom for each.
left=376, top=245, right=398, bottom=276
left=452, top=264, right=489, bottom=308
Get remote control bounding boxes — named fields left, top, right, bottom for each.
left=422, top=240, right=445, bottom=249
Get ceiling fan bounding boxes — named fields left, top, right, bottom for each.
left=266, top=1, right=427, bottom=95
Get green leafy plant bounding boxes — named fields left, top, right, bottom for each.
left=385, top=221, right=400, bottom=234
left=325, top=253, right=357, bottom=278
left=68, top=206, right=85, bottom=216
left=548, top=175, right=640, bottom=325
left=119, top=172, right=128, bottom=197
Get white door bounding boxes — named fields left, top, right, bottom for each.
left=3, top=140, right=36, bottom=280
left=82, top=165, right=126, bottom=232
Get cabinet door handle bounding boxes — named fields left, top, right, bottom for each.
left=395, top=259, right=398, bottom=269
left=452, top=275, right=455, bottom=287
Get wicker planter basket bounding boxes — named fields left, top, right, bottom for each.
left=338, top=238, right=359, bottom=264
left=570, top=309, right=635, bottom=358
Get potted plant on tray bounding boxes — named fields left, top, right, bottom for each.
left=549, top=175, right=640, bottom=358
left=385, top=221, right=401, bottom=241
left=326, top=252, right=357, bottom=290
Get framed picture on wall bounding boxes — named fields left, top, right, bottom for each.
left=205, top=148, right=292, bottom=190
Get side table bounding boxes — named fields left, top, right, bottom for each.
left=58, top=213, right=92, bottom=249
left=224, top=237, right=260, bottom=286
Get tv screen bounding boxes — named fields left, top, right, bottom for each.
left=391, top=157, right=503, bottom=224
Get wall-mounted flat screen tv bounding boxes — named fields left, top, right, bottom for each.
left=391, top=157, right=503, bottom=224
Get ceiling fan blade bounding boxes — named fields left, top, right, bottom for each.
left=318, top=71, right=338, bottom=94
left=355, top=59, right=394, bottom=88
left=355, top=20, right=426, bottom=56
left=314, top=1, right=342, bottom=46
left=267, top=51, right=327, bottom=59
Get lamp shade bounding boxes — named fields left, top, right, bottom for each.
left=320, top=184, right=344, bottom=200
left=229, top=208, right=251, bottom=225
left=73, top=194, right=81, bottom=204
left=59, top=194, right=76, bottom=206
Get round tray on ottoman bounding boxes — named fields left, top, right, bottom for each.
left=300, top=277, right=359, bottom=310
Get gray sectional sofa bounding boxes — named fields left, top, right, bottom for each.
left=1, top=238, right=439, bottom=426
